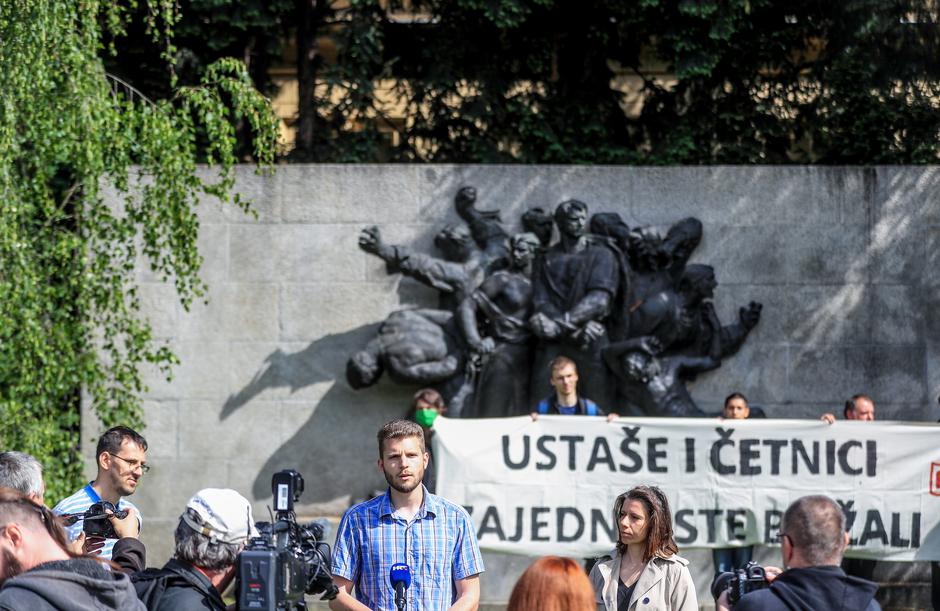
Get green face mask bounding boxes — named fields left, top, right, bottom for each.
left=415, top=409, right=439, bottom=428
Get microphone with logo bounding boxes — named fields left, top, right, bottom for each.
left=389, top=563, right=411, bottom=611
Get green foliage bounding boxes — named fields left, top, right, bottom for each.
left=104, top=0, right=294, bottom=96
left=0, top=0, right=278, bottom=502
left=308, top=0, right=940, bottom=163
left=102, top=0, right=940, bottom=164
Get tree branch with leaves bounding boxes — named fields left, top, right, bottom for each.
left=0, top=0, right=278, bottom=501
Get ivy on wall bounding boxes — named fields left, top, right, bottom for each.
left=0, top=1, right=278, bottom=501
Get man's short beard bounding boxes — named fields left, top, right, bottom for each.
left=383, top=468, right=422, bottom=495
left=0, top=548, right=24, bottom=584
left=116, top=483, right=136, bottom=496
left=110, top=471, right=137, bottom=497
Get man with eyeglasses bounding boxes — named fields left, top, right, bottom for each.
left=716, top=495, right=880, bottom=611
left=53, top=425, right=148, bottom=560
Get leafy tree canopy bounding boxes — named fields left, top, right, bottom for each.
left=112, top=0, right=940, bottom=164
left=319, top=0, right=940, bottom=163
left=0, top=0, right=278, bottom=500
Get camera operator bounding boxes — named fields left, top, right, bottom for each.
left=0, top=487, right=146, bottom=611
left=133, top=488, right=257, bottom=611
left=716, top=495, right=880, bottom=611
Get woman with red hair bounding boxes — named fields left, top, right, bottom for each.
left=508, top=556, right=594, bottom=611
left=589, top=486, right=697, bottom=610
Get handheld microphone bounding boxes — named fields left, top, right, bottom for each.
left=389, top=563, right=411, bottom=611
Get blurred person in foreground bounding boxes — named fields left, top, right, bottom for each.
left=589, top=485, right=697, bottom=610
left=0, top=487, right=145, bottom=611
left=508, top=556, right=594, bottom=611
left=132, top=488, right=256, bottom=611
left=716, top=494, right=880, bottom=611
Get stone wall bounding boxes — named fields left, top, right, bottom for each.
left=85, top=165, right=940, bottom=604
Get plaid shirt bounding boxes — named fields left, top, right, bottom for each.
left=332, top=487, right=484, bottom=611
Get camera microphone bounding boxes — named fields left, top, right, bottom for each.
left=390, top=563, right=411, bottom=611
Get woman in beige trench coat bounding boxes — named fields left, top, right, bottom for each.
left=588, top=486, right=698, bottom=611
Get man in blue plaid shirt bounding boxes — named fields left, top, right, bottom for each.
left=330, top=420, right=484, bottom=610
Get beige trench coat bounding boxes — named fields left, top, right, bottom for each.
left=588, top=549, right=698, bottom=611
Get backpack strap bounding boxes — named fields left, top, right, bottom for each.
left=537, top=398, right=550, bottom=415
left=584, top=399, right=598, bottom=417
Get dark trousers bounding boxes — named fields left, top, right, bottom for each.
left=713, top=546, right=753, bottom=575
left=841, top=557, right=876, bottom=581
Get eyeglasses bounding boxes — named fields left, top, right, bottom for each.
left=107, top=452, right=151, bottom=474
left=774, top=531, right=790, bottom=543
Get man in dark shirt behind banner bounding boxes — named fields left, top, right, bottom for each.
left=330, top=420, right=484, bottom=611
left=820, top=394, right=877, bottom=582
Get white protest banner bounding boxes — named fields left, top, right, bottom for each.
left=432, top=416, right=940, bottom=561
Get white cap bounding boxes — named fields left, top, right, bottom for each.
left=181, top=488, right=258, bottom=545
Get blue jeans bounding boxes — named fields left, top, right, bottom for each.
left=713, top=546, right=753, bottom=575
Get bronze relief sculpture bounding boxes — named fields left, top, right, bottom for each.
left=350, top=187, right=762, bottom=418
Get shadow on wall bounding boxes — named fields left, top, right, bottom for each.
left=221, top=323, right=379, bottom=418
left=222, top=324, right=413, bottom=508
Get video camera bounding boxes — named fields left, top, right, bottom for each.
left=237, top=470, right=339, bottom=610
left=711, top=561, right=770, bottom=606
left=61, top=501, right=129, bottom=539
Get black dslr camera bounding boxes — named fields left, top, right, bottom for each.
left=237, top=470, right=338, bottom=610
left=61, top=501, right=129, bottom=539
left=711, top=561, right=770, bottom=606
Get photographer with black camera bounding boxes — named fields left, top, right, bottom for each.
left=133, top=488, right=256, bottom=611
left=714, top=495, right=880, bottom=611
left=53, top=425, right=147, bottom=561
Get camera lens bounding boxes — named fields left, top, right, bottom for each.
left=710, top=572, right=735, bottom=600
